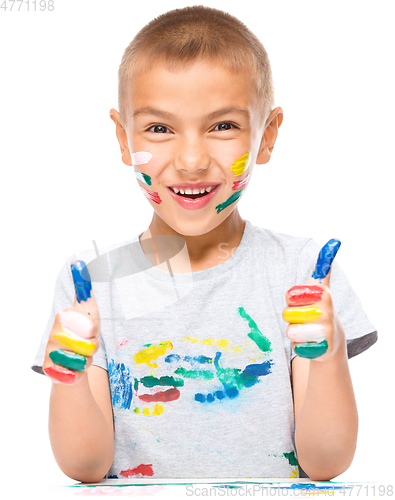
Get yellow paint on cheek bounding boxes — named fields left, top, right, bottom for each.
left=134, top=341, right=173, bottom=368
left=283, top=306, right=323, bottom=324
left=229, top=151, right=251, bottom=176
left=53, top=329, right=95, bottom=356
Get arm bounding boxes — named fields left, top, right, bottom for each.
left=292, top=331, right=358, bottom=481
left=49, top=365, right=114, bottom=483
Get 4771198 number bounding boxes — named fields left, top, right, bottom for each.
left=339, top=484, right=393, bottom=496
left=0, top=0, right=54, bottom=11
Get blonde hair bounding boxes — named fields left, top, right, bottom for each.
left=118, top=5, right=275, bottom=126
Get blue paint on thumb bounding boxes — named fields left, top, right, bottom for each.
left=71, top=260, right=92, bottom=303
left=311, top=239, right=341, bottom=280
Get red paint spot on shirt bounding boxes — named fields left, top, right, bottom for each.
left=138, top=387, right=180, bottom=403
left=117, top=339, right=130, bottom=350
left=120, top=464, right=154, bottom=477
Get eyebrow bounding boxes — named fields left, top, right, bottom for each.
left=132, top=106, right=251, bottom=121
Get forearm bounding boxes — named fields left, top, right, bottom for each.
left=295, top=343, right=358, bottom=481
left=49, top=376, right=114, bottom=483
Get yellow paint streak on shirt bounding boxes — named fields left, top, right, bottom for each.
left=143, top=407, right=150, bottom=416
left=152, top=404, right=164, bottom=416
left=134, top=341, right=173, bottom=368
left=181, top=336, right=242, bottom=353
left=229, top=151, right=251, bottom=176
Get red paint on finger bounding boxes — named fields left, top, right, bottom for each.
left=44, top=365, right=76, bottom=384
left=288, top=285, right=324, bottom=305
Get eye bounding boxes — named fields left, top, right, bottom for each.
left=213, top=122, right=238, bottom=132
left=147, top=125, right=171, bottom=134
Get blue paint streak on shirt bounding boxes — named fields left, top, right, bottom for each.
left=311, top=239, right=341, bottom=279
left=184, top=355, right=213, bottom=365
left=242, top=360, right=273, bottom=377
left=165, top=354, right=181, bottom=363
left=108, top=359, right=134, bottom=410
left=71, top=260, right=92, bottom=303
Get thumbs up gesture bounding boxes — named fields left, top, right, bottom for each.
left=43, top=260, right=101, bottom=384
left=283, top=239, right=344, bottom=361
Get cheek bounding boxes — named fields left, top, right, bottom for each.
left=131, top=152, right=163, bottom=204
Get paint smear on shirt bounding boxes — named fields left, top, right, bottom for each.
left=229, top=152, right=251, bottom=176
left=108, top=359, right=134, bottom=410
left=134, top=341, right=173, bottom=368
left=120, top=463, right=154, bottom=477
left=138, top=387, right=180, bottom=403
left=238, top=307, right=272, bottom=352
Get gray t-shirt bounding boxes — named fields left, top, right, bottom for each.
left=32, top=220, right=377, bottom=479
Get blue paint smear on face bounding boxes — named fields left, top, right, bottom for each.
left=71, top=260, right=92, bottom=302
left=311, top=239, right=341, bottom=279
left=108, top=359, right=133, bottom=410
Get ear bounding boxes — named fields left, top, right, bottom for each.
left=109, top=108, right=132, bottom=166
left=256, top=106, right=283, bottom=165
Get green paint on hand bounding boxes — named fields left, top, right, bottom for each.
left=134, top=171, right=152, bottom=186
left=215, top=189, right=244, bottom=214
left=139, top=375, right=184, bottom=388
left=49, top=349, right=86, bottom=371
left=294, top=340, right=328, bottom=359
left=283, top=451, right=298, bottom=466
left=238, top=307, right=272, bottom=352
left=174, top=367, right=214, bottom=380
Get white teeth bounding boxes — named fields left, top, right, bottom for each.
left=170, top=185, right=217, bottom=195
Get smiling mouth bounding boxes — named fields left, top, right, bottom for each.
left=168, top=186, right=219, bottom=199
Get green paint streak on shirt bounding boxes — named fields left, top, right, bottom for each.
left=139, top=375, right=184, bottom=388
left=174, top=367, right=214, bottom=380
left=238, top=306, right=272, bottom=352
left=283, top=451, right=298, bottom=466
left=215, top=189, right=244, bottom=214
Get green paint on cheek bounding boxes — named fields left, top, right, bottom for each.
left=49, top=349, right=86, bottom=371
left=174, top=367, right=214, bottom=380
left=294, top=340, right=328, bottom=359
left=215, top=189, right=244, bottom=214
left=135, top=171, right=152, bottom=186
left=139, top=375, right=184, bottom=388
left=238, top=307, right=272, bottom=352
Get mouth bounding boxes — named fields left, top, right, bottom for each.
left=167, top=184, right=221, bottom=199
left=167, top=184, right=221, bottom=210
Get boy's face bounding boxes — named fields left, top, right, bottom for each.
left=110, top=58, right=282, bottom=237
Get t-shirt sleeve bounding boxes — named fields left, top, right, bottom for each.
left=31, top=255, right=108, bottom=375
left=290, top=238, right=377, bottom=361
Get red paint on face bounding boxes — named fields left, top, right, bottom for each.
left=44, top=365, right=76, bottom=384
left=138, top=387, right=180, bottom=403
left=287, top=285, right=324, bottom=305
left=139, top=186, right=162, bottom=204
left=120, top=464, right=154, bottom=477
left=232, top=173, right=250, bottom=190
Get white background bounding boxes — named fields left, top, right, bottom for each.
left=1, top=0, right=394, bottom=495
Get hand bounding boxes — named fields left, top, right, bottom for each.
left=283, top=239, right=345, bottom=361
left=43, top=260, right=101, bottom=384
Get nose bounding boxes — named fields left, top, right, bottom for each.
left=173, top=135, right=210, bottom=175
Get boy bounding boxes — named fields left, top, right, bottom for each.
left=32, top=5, right=377, bottom=483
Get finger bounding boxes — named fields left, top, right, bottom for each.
left=287, top=323, right=326, bottom=343
left=307, top=238, right=341, bottom=287
left=292, top=340, right=329, bottom=359
left=43, top=365, right=77, bottom=384
left=283, top=306, right=322, bottom=324
left=286, top=285, right=325, bottom=306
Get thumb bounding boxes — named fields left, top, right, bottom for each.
left=306, top=238, right=341, bottom=288
left=70, top=259, right=100, bottom=323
